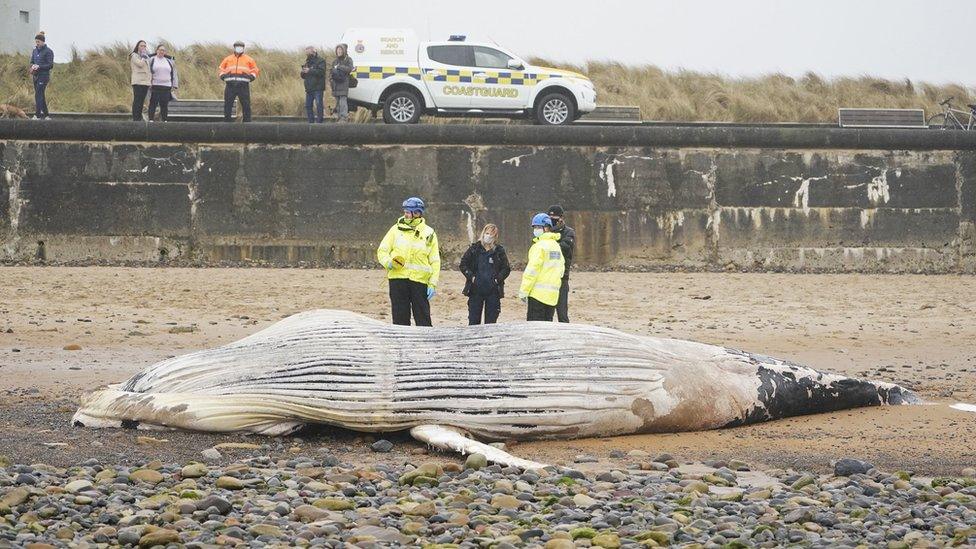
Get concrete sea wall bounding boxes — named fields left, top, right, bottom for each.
left=1, top=120, right=974, bottom=272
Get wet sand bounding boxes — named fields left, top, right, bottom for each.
left=1, top=267, right=974, bottom=474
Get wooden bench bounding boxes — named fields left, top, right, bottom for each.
left=167, top=100, right=235, bottom=121
left=838, top=108, right=926, bottom=129
left=576, top=106, right=642, bottom=124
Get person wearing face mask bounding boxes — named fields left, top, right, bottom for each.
left=518, top=213, right=565, bottom=322
left=377, top=197, right=441, bottom=327
left=130, top=40, right=151, bottom=121
left=330, top=43, right=355, bottom=122
left=219, top=41, right=260, bottom=122
left=459, top=224, right=511, bottom=325
left=547, top=205, right=576, bottom=323
left=147, top=45, right=179, bottom=122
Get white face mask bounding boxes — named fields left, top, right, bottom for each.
left=234, top=46, right=245, bottom=54
left=482, top=234, right=495, bottom=245
left=533, top=228, right=544, bottom=238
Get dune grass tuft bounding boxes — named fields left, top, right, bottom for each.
left=2, top=43, right=973, bottom=123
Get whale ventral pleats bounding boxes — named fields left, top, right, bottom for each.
left=72, top=309, right=920, bottom=463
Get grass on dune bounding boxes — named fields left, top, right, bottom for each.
left=1, top=42, right=973, bottom=123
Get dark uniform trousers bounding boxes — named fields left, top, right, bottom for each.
left=389, top=279, right=432, bottom=326
left=526, top=297, right=555, bottom=322
left=468, top=292, right=501, bottom=325
left=556, top=281, right=570, bottom=323
left=224, top=81, right=252, bottom=122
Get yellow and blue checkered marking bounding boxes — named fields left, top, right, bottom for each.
left=353, top=66, right=567, bottom=86
left=354, top=66, right=423, bottom=80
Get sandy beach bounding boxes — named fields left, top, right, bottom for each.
left=1, top=266, right=974, bottom=475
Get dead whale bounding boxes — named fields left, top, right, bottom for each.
left=73, top=309, right=919, bottom=468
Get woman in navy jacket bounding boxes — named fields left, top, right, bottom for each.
left=459, top=224, right=512, bottom=325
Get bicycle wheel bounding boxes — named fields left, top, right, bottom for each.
left=926, top=113, right=950, bottom=129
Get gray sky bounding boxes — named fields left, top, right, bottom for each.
left=40, top=0, right=975, bottom=85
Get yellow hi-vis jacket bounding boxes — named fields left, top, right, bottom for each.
left=377, top=217, right=441, bottom=288
left=519, top=232, right=565, bottom=306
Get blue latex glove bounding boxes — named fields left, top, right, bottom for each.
left=385, top=260, right=394, bottom=270
left=427, top=287, right=436, bottom=300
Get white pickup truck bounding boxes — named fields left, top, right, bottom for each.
left=340, top=28, right=597, bottom=125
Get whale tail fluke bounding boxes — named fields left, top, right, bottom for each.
left=723, top=350, right=921, bottom=428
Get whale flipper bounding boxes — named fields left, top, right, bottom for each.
left=410, top=424, right=548, bottom=470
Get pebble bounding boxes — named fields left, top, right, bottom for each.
left=201, top=448, right=222, bottom=461
left=573, top=493, right=600, bottom=507
left=405, top=500, right=436, bottom=517
left=215, top=476, right=245, bottom=489
left=465, top=453, right=488, bottom=470
left=313, top=497, right=354, bottom=511
left=0, top=454, right=968, bottom=548
left=491, top=494, right=521, bottom=509
left=15, top=473, right=37, bottom=485
left=139, top=528, right=180, bottom=547
left=835, top=458, right=874, bottom=476
left=728, top=459, right=750, bottom=471
left=180, top=462, right=209, bottom=478
left=592, top=533, right=621, bottom=548
left=128, top=469, right=164, bottom=484
left=196, top=495, right=232, bottom=515
left=249, top=524, right=284, bottom=537
left=64, top=479, right=93, bottom=493
left=118, top=526, right=144, bottom=546
left=370, top=439, right=394, bottom=453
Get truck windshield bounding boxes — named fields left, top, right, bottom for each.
left=472, top=46, right=514, bottom=69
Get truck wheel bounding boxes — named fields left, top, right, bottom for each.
left=382, top=90, right=422, bottom=124
left=535, top=93, right=575, bottom=125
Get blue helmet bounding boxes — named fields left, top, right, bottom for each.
left=402, top=197, right=425, bottom=214
left=531, top=213, right=552, bottom=227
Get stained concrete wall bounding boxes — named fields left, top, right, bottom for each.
left=1, top=121, right=974, bottom=272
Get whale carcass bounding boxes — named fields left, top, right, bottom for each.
left=74, top=309, right=919, bottom=468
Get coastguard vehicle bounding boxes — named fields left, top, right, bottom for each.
left=341, top=28, right=597, bottom=125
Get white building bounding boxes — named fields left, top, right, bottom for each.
left=0, top=0, right=41, bottom=55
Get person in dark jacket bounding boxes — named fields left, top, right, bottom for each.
left=29, top=32, right=54, bottom=119
left=547, top=205, right=577, bottom=323
left=330, top=43, right=354, bottom=122
left=301, top=46, right=327, bottom=123
left=459, top=224, right=511, bottom=325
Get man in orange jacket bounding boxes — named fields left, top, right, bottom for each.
left=218, top=40, right=260, bottom=122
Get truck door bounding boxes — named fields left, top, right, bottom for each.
left=420, top=44, right=474, bottom=109
left=470, top=46, right=526, bottom=109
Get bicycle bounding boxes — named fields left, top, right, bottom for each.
left=927, top=97, right=976, bottom=130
